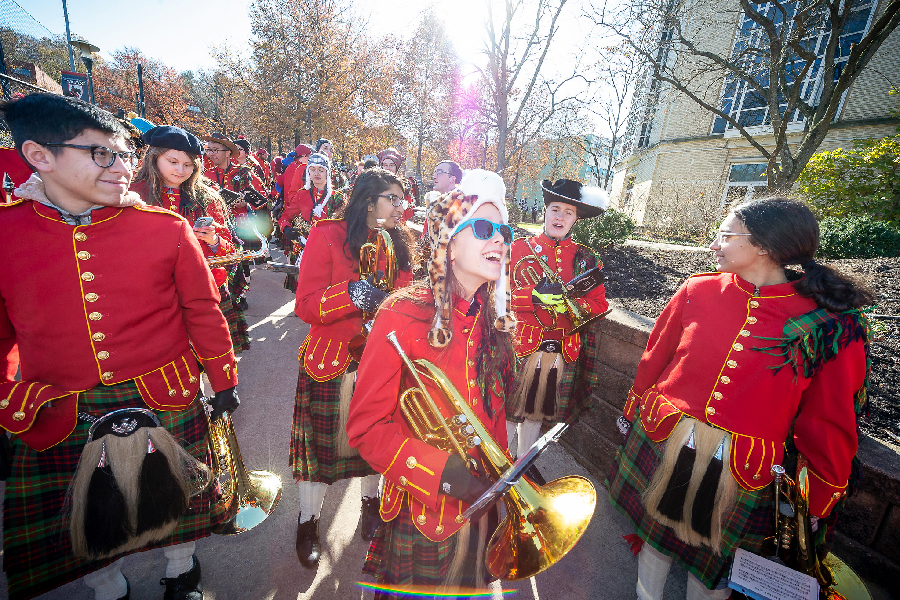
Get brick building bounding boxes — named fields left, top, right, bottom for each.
left=608, top=0, right=900, bottom=232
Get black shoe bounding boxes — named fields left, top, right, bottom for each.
left=235, top=297, right=249, bottom=312
left=360, top=496, right=382, bottom=541
left=296, top=515, right=320, bottom=568
left=160, top=555, right=202, bottom=600
left=117, top=577, right=131, bottom=600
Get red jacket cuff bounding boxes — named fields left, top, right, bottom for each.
left=623, top=386, right=643, bottom=421
left=383, top=438, right=451, bottom=511
left=807, top=467, right=847, bottom=518
left=511, top=287, right=537, bottom=312
left=199, top=351, right=238, bottom=391
left=318, top=280, right=357, bottom=323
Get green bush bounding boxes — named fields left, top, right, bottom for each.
left=571, top=209, right=636, bottom=253
left=796, top=134, right=900, bottom=225
left=818, top=215, right=900, bottom=258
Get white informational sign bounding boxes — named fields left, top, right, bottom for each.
left=728, top=548, right=820, bottom=600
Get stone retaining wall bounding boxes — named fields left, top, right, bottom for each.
left=558, top=306, right=900, bottom=591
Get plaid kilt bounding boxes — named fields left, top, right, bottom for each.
left=227, top=264, right=249, bottom=300
left=289, top=367, right=375, bottom=483
left=3, top=380, right=216, bottom=600
left=363, top=502, right=490, bottom=599
left=607, top=417, right=773, bottom=588
left=218, top=284, right=251, bottom=353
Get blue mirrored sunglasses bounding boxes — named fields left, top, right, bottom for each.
left=456, top=218, right=513, bottom=245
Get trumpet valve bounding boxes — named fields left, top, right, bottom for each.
left=466, top=435, right=481, bottom=448
left=451, top=415, right=468, bottom=426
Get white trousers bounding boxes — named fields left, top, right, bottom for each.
left=637, top=544, right=732, bottom=600
left=297, top=474, right=381, bottom=524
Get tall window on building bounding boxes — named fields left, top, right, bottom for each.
left=711, top=0, right=878, bottom=134
left=721, top=163, right=770, bottom=208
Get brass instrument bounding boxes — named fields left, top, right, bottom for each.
left=512, top=239, right=604, bottom=335
left=348, top=225, right=397, bottom=361
left=770, top=462, right=871, bottom=599
left=205, top=225, right=270, bottom=268
left=386, top=331, right=596, bottom=580
left=203, top=401, right=282, bottom=535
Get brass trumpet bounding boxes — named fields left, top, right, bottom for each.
left=386, top=331, right=596, bottom=580
left=205, top=225, right=270, bottom=268
left=512, top=239, right=604, bottom=335
left=348, top=225, right=397, bottom=361
left=770, top=462, right=871, bottom=599
left=203, top=401, right=282, bottom=535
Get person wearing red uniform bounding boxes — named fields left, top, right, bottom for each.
left=291, top=168, right=417, bottom=568
left=283, top=143, right=312, bottom=218
left=377, top=147, right=418, bottom=223
left=202, top=133, right=264, bottom=311
left=130, top=126, right=251, bottom=355
left=348, top=170, right=518, bottom=597
left=505, top=179, right=610, bottom=460
left=0, top=94, right=240, bottom=600
left=608, top=198, right=873, bottom=600
left=280, top=153, right=348, bottom=293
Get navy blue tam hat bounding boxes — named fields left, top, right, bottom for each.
left=141, top=126, right=204, bottom=155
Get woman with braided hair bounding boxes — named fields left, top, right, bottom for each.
left=609, top=197, right=873, bottom=600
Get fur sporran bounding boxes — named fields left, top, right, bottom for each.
left=643, top=417, right=736, bottom=554
left=508, top=352, right=565, bottom=420
left=67, top=408, right=210, bottom=560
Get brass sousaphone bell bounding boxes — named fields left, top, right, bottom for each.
left=203, top=401, right=282, bottom=534
left=387, top=332, right=596, bottom=580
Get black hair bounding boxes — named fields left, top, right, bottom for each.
left=733, top=197, right=874, bottom=311
left=343, top=168, right=416, bottom=271
left=363, top=158, right=379, bottom=169
left=2, top=93, right=128, bottom=166
left=437, top=159, right=463, bottom=183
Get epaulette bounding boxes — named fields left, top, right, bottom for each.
left=312, top=217, right=342, bottom=227
left=133, top=204, right=189, bottom=223
left=688, top=272, right=721, bottom=279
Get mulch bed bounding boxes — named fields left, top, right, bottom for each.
left=600, top=245, right=900, bottom=446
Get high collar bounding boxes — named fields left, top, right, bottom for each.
left=731, top=273, right=797, bottom=298
left=15, top=173, right=143, bottom=225
left=535, top=232, right=573, bottom=248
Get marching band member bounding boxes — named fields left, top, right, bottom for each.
left=506, top=179, right=609, bottom=460
left=130, top=125, right=251, bottom=354
left=279, top=152, right=347, bottom=292
left=0, top=94, right=239, bottom=600
left=608, top=198, right=872, bottom=599
left=347, top=170, right=518, bottom=596
left=291, top=168, right=416, bottom=568
left=203, top=132, right=264, bottom=312
left=282, top=143, right=312, bottom=223
left=377, top=147, right=418, bottom=223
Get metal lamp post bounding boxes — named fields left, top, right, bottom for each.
left=69, top=39, right=100, bottom=104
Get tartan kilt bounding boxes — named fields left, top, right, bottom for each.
left=606, top=416, right=773, bottom=588
left=3, top=380, right=217, bottom=600
left=227, top=264, right=249, bottom=300
left=218, top=284, right=251, bottom=354
left=362, top=501, right=490, bottom=599
left=289, top=367, right=375, bottom=483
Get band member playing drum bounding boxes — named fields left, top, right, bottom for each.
left=506, top=179, right=609, bottom=462
left=291, top=168, right=416, bottom=568
left=608, top=198, right=872, bottom=599
left=347, top=170, right=518, bottom=596
left=131, top=125, right=251, bottom=354
left=0, top=94, right=239, bottom=600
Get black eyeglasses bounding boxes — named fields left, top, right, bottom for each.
left=377, top=193, right=410, bottom=209
left=457, top=218, right=513, bottom=245
left=434, top=169, right=450, bottom=177
left=40, top=143, right=136, bottom=169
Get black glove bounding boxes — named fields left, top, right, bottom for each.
left=534, top=276, right=563, bottom=296
left=440, top=454, right=493, bottom=505
left=565, top=267, right=606, bottom=298
left=283, top=226, right=304, bottom=242
left=348, top=275, right=388, bottom=312
left=210, top=387, right=240, bottom=421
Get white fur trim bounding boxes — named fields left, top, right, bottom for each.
left=579, top=186, right=609, bottom=210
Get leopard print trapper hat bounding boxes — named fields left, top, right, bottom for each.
left=425, top=169, right=516, bottom=348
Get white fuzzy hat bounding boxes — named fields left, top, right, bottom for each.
left=424, top=169, right=516, bottom=347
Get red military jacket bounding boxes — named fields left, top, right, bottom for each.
left=279, top=185, right=323, bottom=231
left=129, top=181, right=235, bottom=288
left=621, top=273, right=866, bottom=517
left=294, top=219, right=413, bottom=381
left=510, top=233, right=609, bottom=361
left=0, top=194, right=237, bottom=449
left=285, top=161, right=307, bottom=211
left=204, top=162, right=264, bottom=219
left=347, top=290, right=509, bottom=541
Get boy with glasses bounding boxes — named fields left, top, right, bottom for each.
left=506, top=179, right=611, bottom=463
left=0, top=93, right=238, bottom=600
